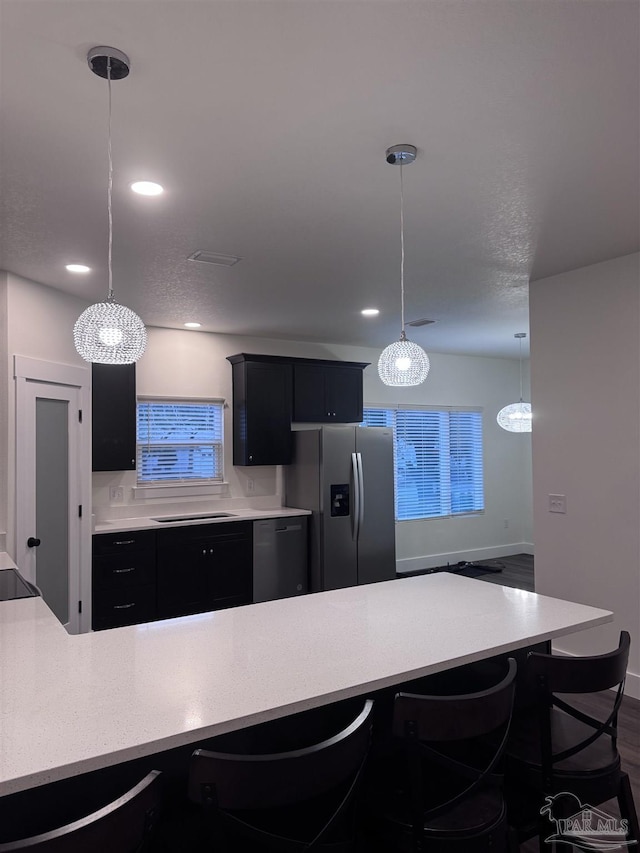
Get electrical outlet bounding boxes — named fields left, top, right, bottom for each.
left=109, top=486, right=124, bottom=503
left=548, top=494, right=566, bottom=514
left=504, top=519, right=509, bottom=529
left=247, top=479, right=255, bottom=493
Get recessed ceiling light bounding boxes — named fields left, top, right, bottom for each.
left=131, top=181, right=164, bottom=196
left=184, top=322, right=201, bottom=329
left=65, top=264, right=91, bottom=273
left=361, top=308, right=380, bottom=316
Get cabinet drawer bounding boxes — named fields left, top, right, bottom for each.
left=93, top=529, right=156, bottom=556
left=92, top=583, right=156, bottom=631
left=93, top=552, right=156, bottom=590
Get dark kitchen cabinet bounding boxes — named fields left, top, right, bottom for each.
left=156, top=521, right=253, bottom=620
left=227, top=355, right=293, bottom=466
left=92, top=363, right=136, bottom=471
left=227, top=354, right=368, bottom=464
left=293, top=363, right=364, bottom=423
left=92, top=529, right=156, bottom=630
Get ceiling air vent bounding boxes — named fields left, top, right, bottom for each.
left=187, top=251, right=241, bottom=267
left=406, top=318, right=436, bottom=327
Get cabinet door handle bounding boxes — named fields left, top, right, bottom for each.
left=113, top=602, right=136, bottom=610
left=113, top=539, right=135, bottom=546
left=202, top=549, right=207, bottom=556
left=113, top=567, right=135, bottom=574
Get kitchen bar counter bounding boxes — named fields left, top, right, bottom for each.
left=93, top=505, right=311, bottom=534
left=0, top=571, right=611, bottom=796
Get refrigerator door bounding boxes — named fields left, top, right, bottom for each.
left=320, top=426, right=358, bottom=590
left=355, top=427, right=396, bottom=583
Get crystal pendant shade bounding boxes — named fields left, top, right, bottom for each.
left=74, top=297, right=147, bottom=364
left=74, top=47, right=146, bottom=365
left=378, top=334, right=430, bottom=387
left=497, top=332, right=532, bottom=432
left=496, top=400, right=532, bottom=433
left=377, top=144, right=429, bottom=388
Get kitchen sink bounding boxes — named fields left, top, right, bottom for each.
left=152, top=513, right=236, bottom=523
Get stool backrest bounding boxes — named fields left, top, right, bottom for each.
left=189, top=699, right=374, bottom=810
left=526, top=631, right=630, bottom=770
left=0, top=770, right=162, bottom=853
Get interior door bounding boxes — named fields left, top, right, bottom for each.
left=15, top=357, right=91, bottom=634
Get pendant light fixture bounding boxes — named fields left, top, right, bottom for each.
left=74, top=47, right=147, bottom=364
left=378, top=144, right=430, bottom=387
left=497, top=332, right=532, bottom=432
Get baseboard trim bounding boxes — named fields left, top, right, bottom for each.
left=396, top=543, right=534, bottom=574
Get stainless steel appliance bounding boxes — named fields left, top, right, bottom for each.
left=253, top=516, right=308, bottom=602
left=0, top=567, right=39, bottom=600
left=285, top=426, right=396, bottom=591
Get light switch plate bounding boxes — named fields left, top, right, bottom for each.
left=548, top=494, right=566, bottom=513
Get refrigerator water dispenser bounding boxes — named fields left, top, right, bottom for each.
left=330, top=485, right=350, bottom=517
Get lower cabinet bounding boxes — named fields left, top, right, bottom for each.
left=156, top=522, right=253, bottom=620
left=92, top=530, right=158, bottom=631
left=93, top=522, right=253, bottom=628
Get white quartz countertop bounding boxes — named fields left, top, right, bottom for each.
left=0, top=570, right=611, bottom=796
left=94, top=506, right=311, bottom=534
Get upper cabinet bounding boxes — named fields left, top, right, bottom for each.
left=293, top=362, right=364, bottom=423
left=92, top=363, right=136, bottom=471
left=228, top=356, right=293, bottom=467
left=227, top=354, right=368, bottom=466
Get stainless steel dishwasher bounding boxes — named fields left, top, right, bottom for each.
left=253, top=516, right=308, bottom=603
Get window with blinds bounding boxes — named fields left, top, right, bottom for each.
left=136, top=399, right=224, bottom=484
left=362, top=407, right=484, bottom=521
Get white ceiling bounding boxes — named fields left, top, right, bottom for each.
left=1, top=0, right=638, bottom=358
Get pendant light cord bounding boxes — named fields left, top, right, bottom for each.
left=399, top=163, right=405, bottom=335
left=519, top=334, right=524, bottom=402
left=107, top=58, right=114, bottom=302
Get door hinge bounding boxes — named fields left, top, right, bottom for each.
left=78, top=505, right=82, bottom=518
left=78, top=409, right=83, bottom=423
left=78, top=600, right=82, bottom=614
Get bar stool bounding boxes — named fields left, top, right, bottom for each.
left=184, top=698, right=374, bottom=851
left=505, top=631, right=639, bottom=850
left=366, top=659, right=517, bottom=852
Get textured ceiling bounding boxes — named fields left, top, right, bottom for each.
left=1, top=0, right=638, bottom=358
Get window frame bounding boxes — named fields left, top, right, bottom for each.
left=135, top=396, right=225, bottom=493
left=362, top=404, right=484, bottom=522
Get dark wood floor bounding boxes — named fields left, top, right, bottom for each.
left=447, top=552, right=535, bottom=591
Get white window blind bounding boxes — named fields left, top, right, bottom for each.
left=362, top=407, right=484, bottom=520
left=136, top=399, right=224, bottom=484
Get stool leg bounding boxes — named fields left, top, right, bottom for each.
left=618, top=773, right=640, bottom=843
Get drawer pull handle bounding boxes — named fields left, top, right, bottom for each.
left=113, top=539, right=135, bottom=546
left=113, top=602, right=136, bottom=610
left=113, top=567, right=135, bottom=574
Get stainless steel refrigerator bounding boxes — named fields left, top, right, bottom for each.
left=285, top=426, right=396, bottom=591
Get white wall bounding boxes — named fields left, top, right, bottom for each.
left=95, top=326, right=533, bottom=570
left=530, top=253, right=640, bottom=696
